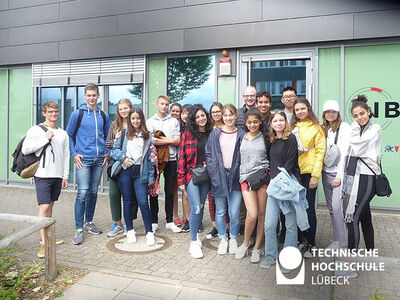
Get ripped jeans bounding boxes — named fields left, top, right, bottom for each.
left=186, top=178, right=210, bottom=241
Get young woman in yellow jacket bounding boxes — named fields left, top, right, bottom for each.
left=291, top=97, right=326, bottom=258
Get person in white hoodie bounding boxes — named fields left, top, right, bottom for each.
left=22, top=101, right=70, bottom=258
left=321, top=100, right=350, bottom=249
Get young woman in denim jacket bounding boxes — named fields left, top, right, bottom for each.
left=177, top=104, right=212, bottom=259
left=291, top=98, right=326, bottom=258
left=206, top=104, right=245, bottom=255
left=261, top=111, right=301, bottom=269
left=235, top=109, right=269, bottom=263
left=112, top=108, right=155, bottom=247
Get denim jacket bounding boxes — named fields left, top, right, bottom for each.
left=111, top=132, right=155, bottom=184
left=267, top=167, right=310, bottom=231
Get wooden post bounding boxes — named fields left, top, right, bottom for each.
left=44, top=224, right=57, bottom=281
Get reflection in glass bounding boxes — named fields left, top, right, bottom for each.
left=78, top=86, right=104, bottom=109
left=64, top=87, right=75, bottom=128
left=250, top=59, right=306, bottom=110
left=167, top=56, right=215, bottom=111
left=109, top=84, right=142, bottom=122
left=37, top=87, right=62, bottom=127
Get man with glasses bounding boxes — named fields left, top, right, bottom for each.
left=22, top=101, right=70, bottom=258
left=281, top=86, right=298, bottom=123
left=236, top=85, right=257, bottom=129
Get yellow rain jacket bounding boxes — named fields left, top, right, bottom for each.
left=295, top=120, right=326, bottom=178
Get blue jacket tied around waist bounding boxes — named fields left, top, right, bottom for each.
left=267, top=167, right=310, bottom=231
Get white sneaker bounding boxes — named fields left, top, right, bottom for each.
left=146, top=231, right=155, bottom=246
left=235, top=243, right=248, bottom=259
left=152, top=223, right=159, bottom=233
left=166, top=222, right=182, bottom=233
left=217, top=238, right=228, bottom=255
left=303, top=244, right=316, bottom=259
left=126, top=229, right=136, bottom=243
left=229, top=238, right=238, bottom=255
left=250, top=249, right=262, bottom=263
left=189, top=241, right=203, bottom=259
left=196, top=234, right=202, bottom=248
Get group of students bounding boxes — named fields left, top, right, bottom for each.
left=24, top=83, right=382, bottom=278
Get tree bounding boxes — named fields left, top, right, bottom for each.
left=167, top=56, right=213, bottom=103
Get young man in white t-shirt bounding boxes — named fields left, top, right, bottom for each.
left=147, top=95, right=182, bottom=233
left=22, top=101, right=70, bottom=258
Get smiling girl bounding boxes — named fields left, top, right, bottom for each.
left=235, top=109, right=269, bottom=263
left=291, top=98, right=326, bottom=258
left=111, top=108, right=155, bottom=246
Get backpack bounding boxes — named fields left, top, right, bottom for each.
left=72, top=108, right=106, bottom=145
left=11, top=125, right=52, bottom=179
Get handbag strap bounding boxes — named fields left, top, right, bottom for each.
left=359, top=157, right=382, bottom=176
left=334, top=125, right=340, bottom=145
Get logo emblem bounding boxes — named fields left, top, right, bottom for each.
left=276, top=246, right=305, bottom=285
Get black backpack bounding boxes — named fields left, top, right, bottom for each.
left=11, top=125, right=52, bottom=178
left=72, top=108, right=107, bottom=145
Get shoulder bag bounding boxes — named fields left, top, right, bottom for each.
left=191, top=164, right=210, bottom=185
left=246, top=168, right=270, bottom=190
left=324, top=126, right=341, bottom=168
left=107, top=129, right=126, bottom=180
left=359, top=158, right=392, bottom=197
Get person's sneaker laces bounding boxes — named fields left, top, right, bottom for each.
left=107, top=223, right=124, bottom=237
left=72, top=229, right=84, bottom=245
left=174, top=217, right=182, bottom=227
left=217, top=238, right=228, bottom=255
left=166, top=222, right=182, bottom=233
left=146, top=231, right=155, bottom=246
left=85, top=222, right=102, bottom=235
left=152, top=223, right=159, bottom=233
left=250, top=249, right=263, bottom=263
left=189, top=240, right=203, bottom=259
left=37, top=244, right=45, bottom=258
left=303, top=244, right=316, bottom=259
left=260, top=256, right=276, bottom=269
left=206, top=227, right=218, bottom=239
left=181, top=221, right=190, bottom=233
left=229, top=238, right=238, bottom=255
left=235, top=243, right=249, bottom=259
left=126, top=229, right=136, bottom=243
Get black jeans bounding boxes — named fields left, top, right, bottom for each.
left=347, top=174, right=376, bottom=250
left=298, top=173, right=317, bottom=246
left=150, top=160, right=177, bottom=223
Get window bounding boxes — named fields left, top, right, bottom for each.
left=167, top=56, right=215, bottom=111
left=109, top=84, right=142, bottom=122
left=37, top=87, right=62, bottom=127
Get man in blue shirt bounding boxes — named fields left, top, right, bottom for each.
left=66, top=83, right=110, bottom=245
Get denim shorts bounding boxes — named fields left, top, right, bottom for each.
left=34, top=177, right=62, bottom=205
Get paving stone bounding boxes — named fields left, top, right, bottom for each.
left=114, top=292, right=162, bottom=300
left=78, top=271, right=133, bottom=291
left=59, top=284, right=119, bottom=300
left=124, top=279, right=182, bottom=300
left=175, top=287, right=237, bottom=300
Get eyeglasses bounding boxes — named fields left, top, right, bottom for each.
left=243, top=94, right=256, bottom=98
left=211, top=110, right=221, bottom=114
left=46, top=110, right=59, bottom=114
left=282, top=95, right=297, bottom=100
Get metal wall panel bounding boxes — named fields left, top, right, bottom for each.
left=185, top=0, right=235, bottom=5
left=0, top=1, right=8, bottom=11
left=59, top=30, right=184, bottom=60
left=0, top=29, right=8, bottom=47
left=0, top=43, right=58, bottom=65
left=184, top=14, right=353, bottom=50
left=262, top=0, right=400, bottom=21
left=60, top=0, right=185, bottom=21
left=0, top=4, right=59, bottom=29
left=117, top=0, right=262, bottom=35
left=9, top=16, right=118, bottom=45
left=354, top=9, right=400, bottom=39
left=9, top=0, right=65, bottom=9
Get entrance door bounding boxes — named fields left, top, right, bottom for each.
left=239, top=49, right=315, bottom=110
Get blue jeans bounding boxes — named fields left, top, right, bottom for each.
left=117, top=165, right=152, bottom=233
left=186, top=179, right=210, bottom=241
left=264, top=196, right=297, bottom=259
left=214, top=170, right=242, bottom=239
left=74, top=157, right=104, bottom=229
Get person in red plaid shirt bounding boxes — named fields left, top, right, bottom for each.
left=178, top=104, right=212, bottom=259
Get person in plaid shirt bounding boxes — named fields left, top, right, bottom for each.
left=177, top=104, right=212, bottom=259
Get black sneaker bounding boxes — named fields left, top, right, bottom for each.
left=206, top=227, right=218, bottom=239
left=198, top=223, right=204, bottom=233
left=182, top=221, right=190, bottom=232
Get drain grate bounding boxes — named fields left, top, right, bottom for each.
left=107, top=234, right=172, bottom=255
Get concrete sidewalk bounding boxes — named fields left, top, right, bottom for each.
left=1, top=185, right=400, bottom=300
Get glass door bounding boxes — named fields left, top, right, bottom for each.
left=239, top=49, right=315, bottom=110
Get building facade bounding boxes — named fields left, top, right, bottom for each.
left=0, top=0, right=399, bottom=209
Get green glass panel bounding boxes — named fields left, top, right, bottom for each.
left=148, top=58, right=165, bottom=118
left=8, top=68, right=32, bottom=181
left=344, top=44, right=400, bottom=207
left=0, top=71, right=7, bottom=180
left=317, top=48, right=341, bottom=204
left=217, top=76, right=236, bottom=106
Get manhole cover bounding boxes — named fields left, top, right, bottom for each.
left=107, top=234, right=172, bottom=255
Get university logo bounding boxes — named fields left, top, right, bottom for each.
left=276, top=246, right=305, bottom=285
